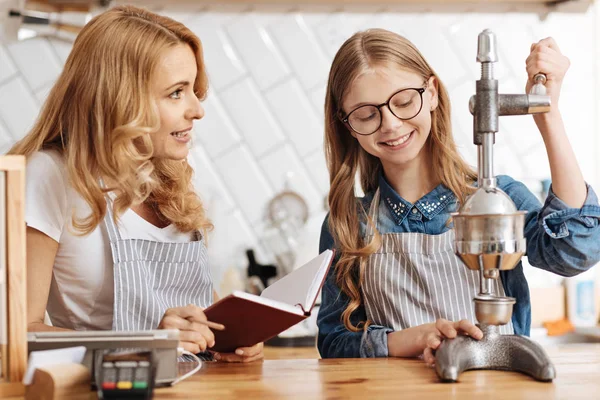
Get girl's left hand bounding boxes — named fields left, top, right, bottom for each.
left=525, top=37, right=570, bottom=110
left=212, top=342, right=264, bottom=363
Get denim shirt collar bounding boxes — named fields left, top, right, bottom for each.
left=379, top=173, right=455, bottom=224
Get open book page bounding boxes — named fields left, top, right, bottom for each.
left=260, top=250, right=334, bottom=313
left=229, top=291, right=305, bottom=316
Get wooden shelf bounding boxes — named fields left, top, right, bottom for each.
left=23, top=0, right=592, bottom=8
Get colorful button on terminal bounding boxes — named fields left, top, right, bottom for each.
left=133, top=381, right=148, bottom=389
left=117, top=381, right=133, bottom=390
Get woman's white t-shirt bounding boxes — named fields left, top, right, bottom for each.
left=25, top=151, right=194, bottom=330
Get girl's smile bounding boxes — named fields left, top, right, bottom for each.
left=378, top=129, right=415, bottom=150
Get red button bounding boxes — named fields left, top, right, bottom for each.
left=102, top=382, right=116, bottom=390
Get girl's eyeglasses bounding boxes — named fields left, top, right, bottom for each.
left=341, top=86, right=427, bottom=136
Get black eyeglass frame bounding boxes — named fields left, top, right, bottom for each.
left=341, top=86, right=427, bottom=136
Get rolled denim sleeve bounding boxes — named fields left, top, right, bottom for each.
left=500, top=175, right=600, bottom=277
left=316, top=214, right=393, bottom=358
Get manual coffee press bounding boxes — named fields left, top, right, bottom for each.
left=435, top=29, right=556, bottom=382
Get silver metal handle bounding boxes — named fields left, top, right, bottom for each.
left=530, top=73, right=547, bottom=95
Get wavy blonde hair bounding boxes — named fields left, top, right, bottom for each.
left=324, top=29, right=477, bottom=331
left=9, top=5, right=212, bottom=236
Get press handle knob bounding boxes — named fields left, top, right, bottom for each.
left=530, top=73, right=547, bottom=95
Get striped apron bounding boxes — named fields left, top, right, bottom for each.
left=104, top=205, right=213, bottom=331
left=362, top=188, right=514, bottom=334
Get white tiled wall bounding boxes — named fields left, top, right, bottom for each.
left=1, top=3, right=598, bottom=291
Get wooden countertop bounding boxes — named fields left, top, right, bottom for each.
left=155, top=343, right=600, bottom=399
left=4, top=344, right=598, bottom=399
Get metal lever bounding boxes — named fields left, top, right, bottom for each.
left=469, top=73, right=551, bottom=117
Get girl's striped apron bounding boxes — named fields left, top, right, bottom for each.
left=104, top=205, right=213, bottom=331
left=362, top=188, right=513, bottom=334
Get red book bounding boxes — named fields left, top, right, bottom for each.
left=205, top=250, right=334, bottom=353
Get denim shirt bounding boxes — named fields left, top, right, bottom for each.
left=317, top=174, right=600, bottom=358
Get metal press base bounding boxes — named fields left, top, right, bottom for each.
left=435, top=324, right=556, bottom=382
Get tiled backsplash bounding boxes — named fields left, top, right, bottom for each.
left=0, top=3, right=598, bottom=291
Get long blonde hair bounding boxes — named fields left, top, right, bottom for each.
left=9, top=5, right=212, bottom=237
left=324, top=29, right=477, bottom=331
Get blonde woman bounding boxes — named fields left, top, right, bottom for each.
left=10, top=5, right=262, bottom=363
left=317, top=29, right=600, bottom=364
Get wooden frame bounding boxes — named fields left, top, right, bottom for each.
left=0, top=156, right=26, bottom=398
